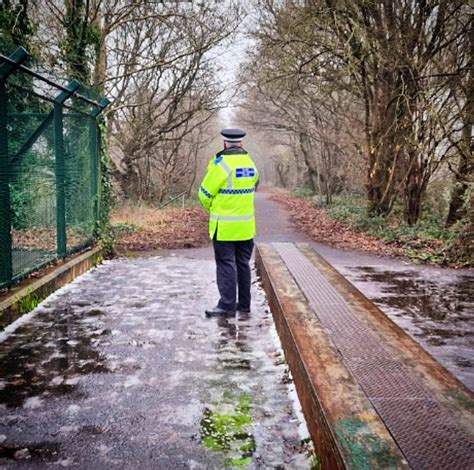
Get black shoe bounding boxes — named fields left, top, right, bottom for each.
left=237, top=305, right=251, bottom=314
left=205, top=307, right=236, bottom=317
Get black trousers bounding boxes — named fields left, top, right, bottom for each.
left=212, top=238, right=254, bottom=311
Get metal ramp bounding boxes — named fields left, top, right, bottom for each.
left=256, top=242, right=474, bottom=470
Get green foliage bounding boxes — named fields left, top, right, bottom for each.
left=111, top=222, right=141, bottom=235
left=291, top=187, right=314, bottom=199
left=92, top=252, right=103, bottom=267
left=96, top=228, right=115, bottom=259
left=200, top=392, right=255, bottom=468
left=327, top=195, right=468, bottom=264
left=61, top=0, right=101, bottom=84
left=94, top=118, right=115, bottom=258
left=298, top=437, right=320, bottom=469
left=225, top=457, right=252, bottom=467
left=16, top=288, right=43, bottom=315
left=12, top=109, right=53, bottom=231
left=309, top=453, right=321, bottom=470
left=98, top=120, right=114, bottom=227
left=0, top=0, right=35, bottom=53
left=10, top=183, right=30, bottom=229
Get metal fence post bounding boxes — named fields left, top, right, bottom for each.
left=91, top=98, right=110, bottom=227
left=54, top=80, right=80, bottom=258
left=0, top=47, right=28, bottom=286
left=89, top=116, right=99, bottom=224
left=0, top=79, right=12, bottom=285
left=54, top=101, right=66, bottom=257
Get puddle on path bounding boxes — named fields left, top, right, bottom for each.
left=0, top=306, right=111, bottom=408
left=343, top=266, right=474, bottom=390
left=0, top=255, right=311, bottom=469
left=0, top=441, right=61, bottom=463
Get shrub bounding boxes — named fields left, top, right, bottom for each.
left=326, top=194, right=460, bottom=259
left=291, top=187, right=314, bottom=199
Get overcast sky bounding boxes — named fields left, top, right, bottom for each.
left=214, top=1, right=257, bottom=127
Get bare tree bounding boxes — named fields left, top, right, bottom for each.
left=104, top=2, right=238, bottom=201
left=238, top=8, right=363, bottom=202
left=31, top=0, right=241, bottom=202
left=245, top=0, right=471, bottom=225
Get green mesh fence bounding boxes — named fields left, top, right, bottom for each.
left=0, top=47, right=109, bottom=288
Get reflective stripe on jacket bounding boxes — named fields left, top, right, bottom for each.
left=198, top=147, right=258, bottom=241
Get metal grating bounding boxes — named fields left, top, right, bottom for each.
left=274, top=243, right=473, bottom=470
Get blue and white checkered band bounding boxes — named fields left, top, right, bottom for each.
left=236, top=167, right=256, bottom=178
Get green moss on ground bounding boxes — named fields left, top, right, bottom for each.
left=200, top=392, right=256, bottom=468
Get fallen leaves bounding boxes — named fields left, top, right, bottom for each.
left=111, top=205, right=209, bottom=251
left=271, top=192, right=405, bottom=257
left=13, top=228, right=87, bottom=252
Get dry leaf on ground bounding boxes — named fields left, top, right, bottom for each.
left=271, top=192, right=405, bottom=257
left=111, top=206, right=209, bottom=251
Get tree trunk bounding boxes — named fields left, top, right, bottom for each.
left=64, top=0, right=91, bottom=83
left=464, top=189, right=474, bottom=264
left=405, top=171, right=424, bottom=226
left=299, top=133, right=317, bottom=192
left=114, top=158, right=141, bottom=200
left=367, top=146, right=395, bottom=216
left=92, top=0, right=110, bottom=94
left=446, top=21, right=473, bottom=226
left=446, top=156, right=469, bottom=226
left=366, top=75, right=399, bottom=217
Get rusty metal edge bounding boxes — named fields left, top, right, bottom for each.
left=297, top=243, right=474, bottom=423
left=0, top=247, right=102, bottom=329
left=256, top=243, right=410, bottom=470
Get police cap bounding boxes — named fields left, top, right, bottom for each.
left=221, top=128, right=246, bottom=143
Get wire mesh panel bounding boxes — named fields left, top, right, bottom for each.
left=0, top=47, right=108, bottom=288
left=63, top=113, right=97, bottom=253
left=9, top=109, right=57, bottom=279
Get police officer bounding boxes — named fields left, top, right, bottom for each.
left=198, top=129, right=259, bottom=316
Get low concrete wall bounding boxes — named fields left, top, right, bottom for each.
left=0, top=247, right=102, bottom=329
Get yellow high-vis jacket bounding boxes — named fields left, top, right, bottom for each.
left=198, top=147, right=258, bottom=241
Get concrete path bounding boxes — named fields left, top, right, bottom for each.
left=0, top=253, right=309, bottom=468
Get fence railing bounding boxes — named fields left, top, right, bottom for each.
left=0, top=47, right=109, bottom=288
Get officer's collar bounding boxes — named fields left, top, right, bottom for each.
left=218, top=147, right=248, bottom=156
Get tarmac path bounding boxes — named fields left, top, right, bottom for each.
left=0, top=200, right=311, bottom=468
left=0, top=188, right=472, bottom=469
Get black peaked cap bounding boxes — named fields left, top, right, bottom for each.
left=221, top=128, right=246, bottom=141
